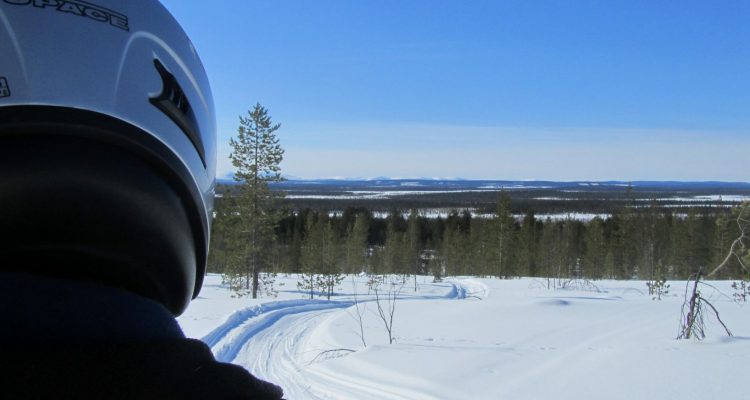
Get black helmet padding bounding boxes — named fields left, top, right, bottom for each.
left=0, top=106, right=208, bottom=315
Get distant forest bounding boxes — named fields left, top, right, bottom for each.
left=215, top=184, right=749, bottom=217
left=209, top=189, right=749, bottom=282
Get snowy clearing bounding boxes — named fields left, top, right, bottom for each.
left=325, top=208, right=611, bottom=222
left=179, top=274, right=750, bottom=400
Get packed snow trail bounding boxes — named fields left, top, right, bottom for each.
left=203, top=300, right=355, bottom=363
left=201, top=279, right=481, bottom=399
left=233, top=307, right=439, bottom=399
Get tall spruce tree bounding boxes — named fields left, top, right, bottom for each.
left=224, top=103, right=284, bottom=298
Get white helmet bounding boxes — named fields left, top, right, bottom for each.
left=0, top=0, right=216, bottom=314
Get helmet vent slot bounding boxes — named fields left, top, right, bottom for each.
left=150, top=59, right=206, bottom=168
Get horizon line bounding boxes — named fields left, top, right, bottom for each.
left=217, top=175, right=750, bottom=185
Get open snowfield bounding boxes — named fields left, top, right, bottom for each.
left=179, top=274, right=750, bottom=400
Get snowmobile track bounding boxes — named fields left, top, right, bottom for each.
left=201, top=279, right=484, bottom=398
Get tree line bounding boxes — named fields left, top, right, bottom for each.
left=211, top=193, right=749, bottom=296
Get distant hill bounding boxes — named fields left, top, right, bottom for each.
left=218, top=178, right=750, bottom=191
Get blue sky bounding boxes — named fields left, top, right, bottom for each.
left=160, top=0, right=749, bottom=181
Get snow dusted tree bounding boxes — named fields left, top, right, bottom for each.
left=223, top=103, right=284, bottom=298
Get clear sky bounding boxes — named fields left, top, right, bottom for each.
left=160, top=0, right=749, bottom=181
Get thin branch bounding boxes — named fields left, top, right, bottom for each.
left=701, top=297, right=733, bottom=337
left=308, top=349, right=355, bottom=365
left=350, top=277, right=367, bottom=348
left=697, top=281, right=734, bottom=302
left=707, top=236, right=748, bottom=277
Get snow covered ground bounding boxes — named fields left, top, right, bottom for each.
left=178, top=274, right=750, bottom=400
left=284, top=189, right=500, bottom=200
left=326, top=208, right=611, bottom=222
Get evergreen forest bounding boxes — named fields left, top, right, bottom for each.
left=210, top=192, right=749, bottom=291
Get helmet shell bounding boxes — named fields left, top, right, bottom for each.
left=0, top=0, right=216, bottom=314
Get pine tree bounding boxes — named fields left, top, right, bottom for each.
left=318, top=215, right=344, bottom=300
left=224, top=103, right=284, bottom=298
left=469, top=217, right=495, bottom=277
left=344, top=213, right=369, bottom=274
left=519, top=211, right=539, bottom=277
left=685, top=209, right=709, bottom=276
left=562, top=220, right=585, bottom=279
left=539, top=219, right=564, bottom=287
left=495, top=191, right=516, bottom=278
left=671, top=217, right=692, bottom=278
left=299, top=214, right=322, bottom=299
left=440, top=226, right=464, bottom=276
left=639, top=202, right=658, bottom=281
left=621, top=212, right=641, bottom=279
left=467, top=218, right=483, bottom=276
left=583, top=217, right=606, bottom=279
left=383, top=228, right=404, bottom=276
left=406, top=209, right=422, bottom=291
left=605, top=212, right=627, bottom=279
left=297, top=213, right=345, bottom=300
